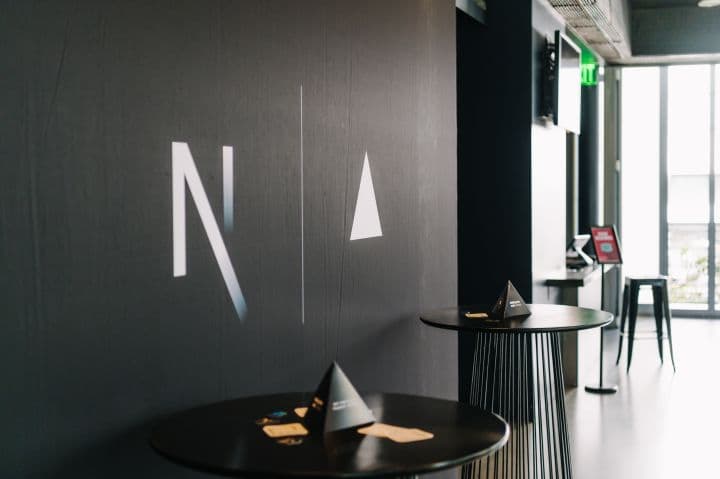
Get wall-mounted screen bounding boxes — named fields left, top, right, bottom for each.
left=553, top=31, right=581, bottom=134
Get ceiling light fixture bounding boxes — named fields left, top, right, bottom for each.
left=698, top=0, right=720, bottom=7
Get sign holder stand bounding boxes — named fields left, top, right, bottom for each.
left=584, top=225, right=621, bottom=395
left=584, top=263, right=618, bottom=394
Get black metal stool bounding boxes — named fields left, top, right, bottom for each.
left=616, top=276, right=676, bottom=372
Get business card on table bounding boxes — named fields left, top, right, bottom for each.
left=255, top=417, right=280, bottom=426
left=357, top=423, right=388, bottom=437
left=262, top=422, right=308, bottom=438
left=387, top=427, right=434, bottom=443
left=357, top=423, right=434, bottom=443
left=294, top=407, right=308, bottom=418
left=465, top=312, right=489, bottom=319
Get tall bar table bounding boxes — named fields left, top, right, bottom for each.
left=150, top=392, right=509, bottom=478
left=420, top=304, right=612, bottom=479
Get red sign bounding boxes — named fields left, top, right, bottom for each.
left=590, top=225, right=623, bottom=264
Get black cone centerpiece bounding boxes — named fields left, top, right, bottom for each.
left=490, top=281, right=531, bottom=320
left=303, top=362, right=375, bottom=435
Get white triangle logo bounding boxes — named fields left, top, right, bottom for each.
left=350, top=152, right=383, bottom=241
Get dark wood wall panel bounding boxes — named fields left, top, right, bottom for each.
left=0, top=1, right=457, bottom=477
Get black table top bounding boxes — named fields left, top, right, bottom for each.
left=420, top=303, right=613, bottom=333
left=150, top=392, right=509, bottom=478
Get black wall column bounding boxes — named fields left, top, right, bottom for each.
left=457, top=0, right=569, bottom=401
left=579, top=85, right=600, bottom=233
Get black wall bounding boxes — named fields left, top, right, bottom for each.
left=457, top=0, right=567, bottom=400
left=457, top=1, right=567, bottom=308
left=0, top=1, right=457, bottom=477
left=579, top=85, right=601, bottom=234
left=457, top=5, right=533, bottom=307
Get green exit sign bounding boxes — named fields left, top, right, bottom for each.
left=582, top=63, right=597, bottom=86
left=581, top=45, right=598, bottom=86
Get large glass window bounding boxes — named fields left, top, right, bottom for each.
left=621, top=67, right=660, bottom=304
left=621, top=64, right=719, bottom=314
left=715, top=69, right=720, bottom=306
left=667, top=65, right=711, bottom=309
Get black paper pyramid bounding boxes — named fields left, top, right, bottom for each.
left=303, top=362, right=376, bottom=435
left=490, top=281, right=531, bottom=319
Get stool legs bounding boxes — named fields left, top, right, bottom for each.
left=626, top=281, right=640, bottom=373
left=617, top=278, right=677, bottom=373
left=662, top=282, right=677, bottom=372
left=616, top=284, right=630, bottom=365
left=651, top=285, right=664, bottom=364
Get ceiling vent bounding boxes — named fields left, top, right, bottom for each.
left=548, top=0, right=631, bottom=61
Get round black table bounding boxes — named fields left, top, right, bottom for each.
left=150, top=392, right=509, bottom=478
left=420, top=304, right=613, bottom=479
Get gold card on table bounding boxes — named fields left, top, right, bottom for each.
left=357, top=423, right=434, bottom=443
left=262, top=422, right=308, bottom=438
left=464, top=312, right=488, bottom=319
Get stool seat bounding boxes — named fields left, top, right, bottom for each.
left=616, top=276, right=676, bottom=372
left=622, top=276, right=669, bottom=286
left=625, top=275, right=670, bottom=287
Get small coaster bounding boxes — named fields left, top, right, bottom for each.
left=388, top=428, right=434, bottom=443
left=255, top=417, right=280, bottom=426
left=357, top=423, right=434, bottom=443
left=263, top=422, right=309, bottom=438
left=357, top=423, right=388, bottom=437
left=267, top=410, right=288, bottom=419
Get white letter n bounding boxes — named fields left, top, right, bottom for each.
left=172, top=141, right=247, bottom=320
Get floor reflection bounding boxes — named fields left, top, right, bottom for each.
left=567, top=317, right=720, bottom=479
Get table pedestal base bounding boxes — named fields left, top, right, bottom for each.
left=462, top=332, right=571, bottom=479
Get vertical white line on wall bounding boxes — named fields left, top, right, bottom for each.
left=223, top=146, right=233, bottom=232
left=300, top=84, right=305, bottom=325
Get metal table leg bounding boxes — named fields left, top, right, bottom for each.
left=462, top=332, right=571, bottom=479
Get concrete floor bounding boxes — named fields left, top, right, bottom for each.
left=566, top=317, right=720, bottom=479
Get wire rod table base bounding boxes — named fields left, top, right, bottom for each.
left=462, top=332, right=571, bottom=479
